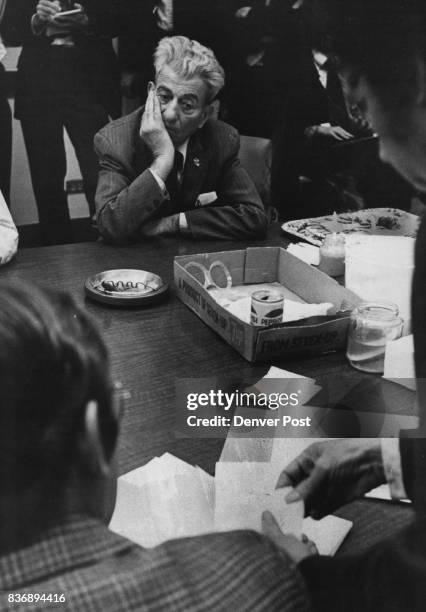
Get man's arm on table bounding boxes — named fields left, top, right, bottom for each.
left=183, top=127, right=268, bottom=240
left=94, top=129, right=174, bottom=243
left=95, top=124, right=268, bottom=243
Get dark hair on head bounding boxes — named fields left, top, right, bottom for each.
left=0, top=281, right=117, bottom=496
left=321, top=0, right=426, bottom=110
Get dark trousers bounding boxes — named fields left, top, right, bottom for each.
left=20, top=96, right=109, bottom=245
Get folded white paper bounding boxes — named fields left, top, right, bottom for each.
left=287, top=243, right=320, bottom=266
left=303, top=516, right=352, bottom=556
left=214, top=462, right=304, bottom=537
left=384, top=335, right=416, bottom=390
left=110, top=454, right=215, bottom=548
left=0, top=190, right=18, bottom=265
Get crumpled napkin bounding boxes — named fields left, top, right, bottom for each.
left=0, top=191, right=18, bottom=265
left=210, top=284, right=333, bottom=324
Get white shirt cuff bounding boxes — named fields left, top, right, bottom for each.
left=149, top=168, right=167, bottom=195
left=179, top=212, right=188, bottom=233
left=381, top=438, right=407, bottom=500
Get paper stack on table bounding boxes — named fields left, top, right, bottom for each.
left=110, top=450, right=351, bottom=555
left=109, top=453, right=215, bottom=548
left=214, top=462, right=303, bottom=537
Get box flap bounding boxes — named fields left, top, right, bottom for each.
left=244, top=247, right=279, bottom=283
left=277, top=248, right=361, bottom=309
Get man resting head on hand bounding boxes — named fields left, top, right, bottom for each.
left=95, top=36, right=268, bottom=243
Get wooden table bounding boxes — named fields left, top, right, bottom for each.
left=0, top=227, right=415, bottom=554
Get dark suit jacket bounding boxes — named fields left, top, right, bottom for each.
left=3, top=0, right=121, bottom=119
left=94, top=108, right=267, bottom=243
left=0, top=514, right=311, bottom=611
left=298, top=213, right=426, bottom=611
left=119, top=0, right=230, bottom=77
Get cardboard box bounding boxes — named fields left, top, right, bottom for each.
left=174, top=247, right=362, bottom=363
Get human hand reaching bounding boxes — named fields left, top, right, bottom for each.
left=305, top=124, right=354, bottom=141
left=276, top=439, right=385, bottom=519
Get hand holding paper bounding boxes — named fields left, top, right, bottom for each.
left=277, top=438, right=386, bottom=518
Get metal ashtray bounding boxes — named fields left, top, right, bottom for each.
left=85, top=269, right=169, bottom=307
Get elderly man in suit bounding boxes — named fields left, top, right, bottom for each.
left=95, top=36, right=267, bottom=244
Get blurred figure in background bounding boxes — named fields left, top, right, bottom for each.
left=270, top=0, right=413, bottom=220
left=119, top=0, right=229, bottom=114
left=225, top=0, right=303, bottom=138
left=4, top=0, right=120, bottom=245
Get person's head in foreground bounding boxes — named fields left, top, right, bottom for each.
left=0, top=281, right=120, bottom=551
left=152, top=35, right=225, bottom=147
left=0, top=281, right=315, bottom=563
left=276, top=0, right=426, bottom=521
left=320, top=0, right=426, bottom=379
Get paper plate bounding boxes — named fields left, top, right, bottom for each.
left=85, top=269, right=169, bottom=307
left=281, top=208, right=420, bottom=246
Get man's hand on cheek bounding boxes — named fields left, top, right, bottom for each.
left=140, top=84, right=175, bottom=182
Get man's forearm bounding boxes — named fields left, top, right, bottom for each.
left=96, top=169, right=170, bottom=243
left=185, top=201, right=267, bottom=240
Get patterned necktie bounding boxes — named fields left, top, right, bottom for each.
left=166, top=151, right=184, bottom=208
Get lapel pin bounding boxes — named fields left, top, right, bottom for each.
left=193, top=157, right=201, bottom=167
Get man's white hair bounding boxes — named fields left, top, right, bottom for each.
left=154, top=36, right=225, bottom=103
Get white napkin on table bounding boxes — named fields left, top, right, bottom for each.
left=0, top=190, right=18, bottom=265
left=383, top=335, right=416, bottom=390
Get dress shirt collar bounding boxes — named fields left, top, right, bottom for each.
left=312, top=49, right=329, bottom=70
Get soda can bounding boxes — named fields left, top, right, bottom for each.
left=250, top=290, right=284, bottom=326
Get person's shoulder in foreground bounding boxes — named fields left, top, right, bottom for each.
left=94, top=36, right=267, bottom=244
left=0, top=280, right=311, bottom=612
left=0, top=516, right=310, bottom=612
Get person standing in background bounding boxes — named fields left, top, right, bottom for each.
left=3, top=0, right=120, bottom=245
left=119, top=0, right=230, bottom=113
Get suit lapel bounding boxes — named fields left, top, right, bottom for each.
left=179, top=129, right=209, bottom=211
